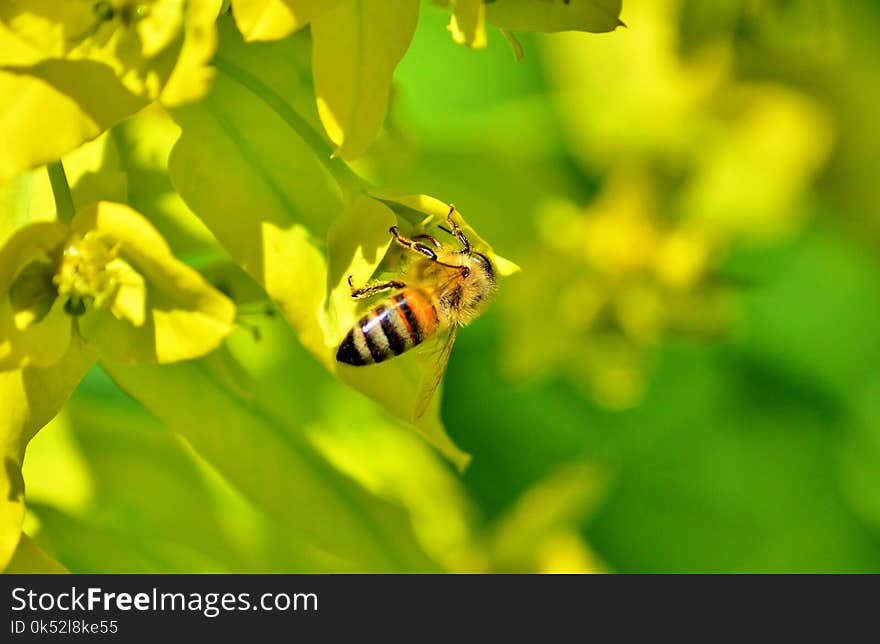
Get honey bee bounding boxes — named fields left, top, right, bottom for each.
left=336, top=205, right=497, bottom=416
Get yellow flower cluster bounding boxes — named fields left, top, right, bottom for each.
left=0, top=0, right=222, bottom=183
left=503, top=170, right=729, bottom=409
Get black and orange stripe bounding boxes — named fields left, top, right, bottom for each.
left=336, top=289, right=440, bottom=366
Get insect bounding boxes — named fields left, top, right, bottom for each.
left=336, top=205, right=497, bottom=416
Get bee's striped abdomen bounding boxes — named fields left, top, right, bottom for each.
left=336, top=289, right=440, bottom=366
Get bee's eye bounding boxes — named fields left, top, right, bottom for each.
left=472, top=253, right=494, bottom=277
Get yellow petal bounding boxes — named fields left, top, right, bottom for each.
left=0, top=297, right=70, bottom=370
left=0, top=0, right=94, bottom=60
left=0, top=63, right=147, bottom=184
left=0, top=15, right=50, bottom=65
left=231, top=0, right=345, bottom=41
left=367, top=190, right=521, bottom=276
left=160, top=0, right=223, bottom=106
left=0, top=222, right=70, bottom=369
left=137, top=0, right=187, bottom=59
left=312, top=0, right=420, bottom=160
left=106, top=257, right=146, bottom=326
left=8, top=259, right=54, bottom=329
left=325, top=196, right=471, bottom=469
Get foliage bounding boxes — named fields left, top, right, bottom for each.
left=3, top=0, right=880, bottom=574
left=1, top=0, right=621, bottom=573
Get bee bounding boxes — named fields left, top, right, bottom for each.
left=336, top=205, right=497, bottom=416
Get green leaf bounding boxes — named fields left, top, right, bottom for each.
left=486, top=0, right=624, bottom=33
left=311, top=0, right=420, bottom=160
left=159, top=0, right=225, bottom=107
left=347, top=192, right=517, bottom=464
left=166, top=32, right=339, bottom=312
left=102, top=355, right=439, bottom=571
left=4, top=532, right=67, bottom=573
left=303, top=403, right=479, bottom=567
left=25, top=503, right=230, bottom=573
left=25, top=393, right=337, bottom=572
left=111, top=106, right=217, bottom=258
left=0, top=344, right=95, bottom=571
left=167, top=39, right=344, bottom=351
left=326, top=196, right=470, bottom=466
left=231, top=0, right=345, bottom=41
left=169, top=85, right=466, bottom=461
left=169, top=57, right=346, bottom=237
left=223, top=316, right=479, bottom=568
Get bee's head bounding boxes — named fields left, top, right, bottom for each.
left=435, top=218, right=495, bottom=283
left=467, top=251, right=495, bottom=283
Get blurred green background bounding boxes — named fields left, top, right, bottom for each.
left=21, top=0, right=880, bottom=572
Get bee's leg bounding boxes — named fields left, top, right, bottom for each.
left=445, top=204, right=471, bottom=253
left=347, top=275, right=406, bottom=300
left=390, top=226, right=443, bottom=260
left=389, top=226, right=470, bottom=277
left=412, top=234, right=441, bottom=249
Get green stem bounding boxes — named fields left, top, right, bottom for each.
left=47, top=161, right=75, bottom=225
left=212, top=57, right=370, bottom=201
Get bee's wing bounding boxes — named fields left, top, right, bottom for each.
left=413, top=325, right=459, bottom=420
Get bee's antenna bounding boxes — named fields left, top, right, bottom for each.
left=438, top=225, right=453, bottom=235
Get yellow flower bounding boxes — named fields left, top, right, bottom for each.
left=0, top=0, right=222, bottom=183
left=0, top=0, right=219, bottom=99
left=0, top=200, right=235, bottom=370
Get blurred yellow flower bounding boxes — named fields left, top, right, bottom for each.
left=503, top=168, right=730, bottom=409
left=485, top=463, right=608, bottom=573
left=544, top=0, right=834, bottom=243
left=447, top=0, right=487, bottom=49
left=503, top=0, right=835, bottom=408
